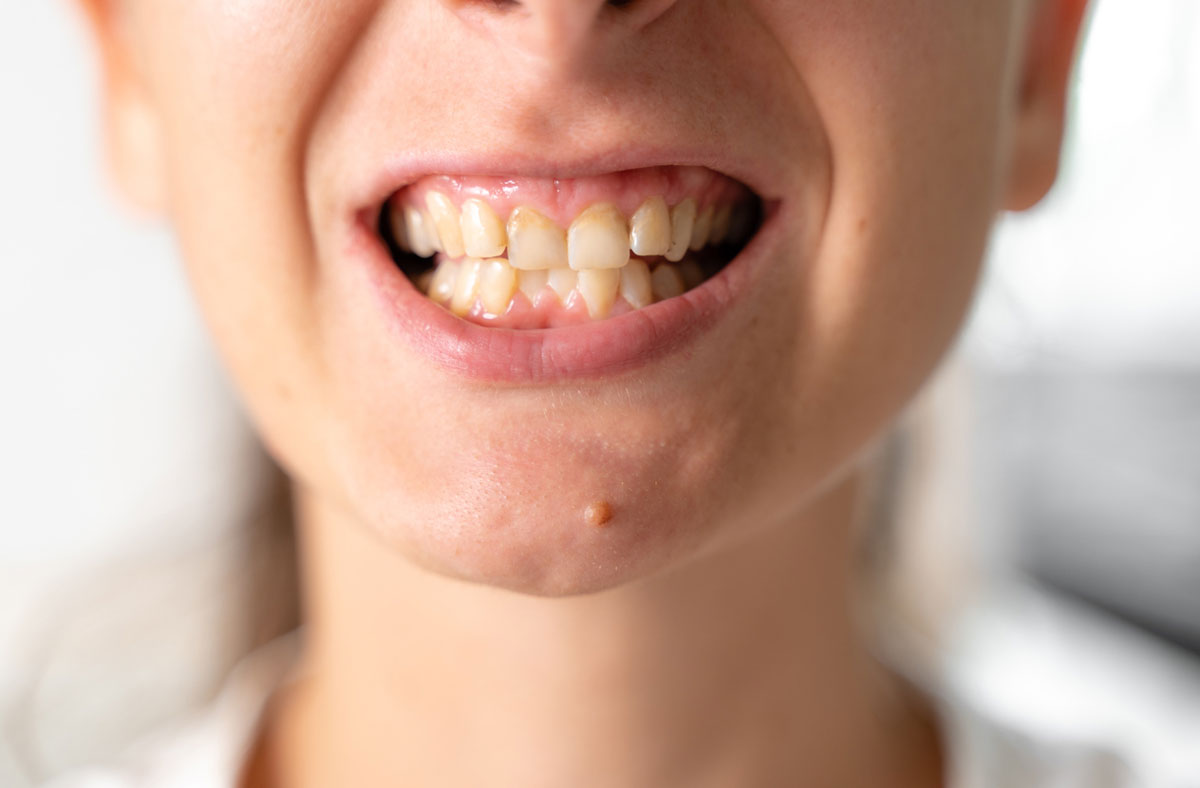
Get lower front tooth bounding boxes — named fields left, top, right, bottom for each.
left=547, top=268, right=578, bottom=303
left=577, top=268, right=620, bottom=319
left=479, top=258, right=517, bottom=315
left=651, top=263, right=685, bottom=300
left=619, top=260, right=652, bottom=309
left=429, top=259, right=459, bottom=303
left=451, top=258, right=483, bottom=316
left=517, top=268, right=549, bottom=301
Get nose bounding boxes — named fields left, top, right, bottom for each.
left=439, top=0, right=679, bottom=71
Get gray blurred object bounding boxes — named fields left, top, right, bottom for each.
left=0, top=4, right=296, bottom=786
left=966, top=1, right=1200, bottom=652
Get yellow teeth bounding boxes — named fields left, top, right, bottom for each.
left=507, top=206, right=568, bottom=270
left=628, top=196, right=671, bottom=257
left=689, top=205, right=714, bottom=251
left=568, top=203, right=630, bottom=271
left=424, top=191, right=465, bottom=259
left=517, top=268, right=549, bottom=301
left=577, top=268, right=621, bottom=318
left=460, top=198, right=507, bottom=259
left=451, top=258, right=483, bottom=316
left=547, top=268, right=578, bottom=303
left=710, top=204, right=732, bottom=245
left=479, top=258, right=517, bottom=315
left=651, top=263, right=685, bottom=300
left=402, top=205, right=437, bottom=258
left=665, top=198, right=696, bottom=262
left=429, top=259, right=459, bottom=303
left=619, top=260, right=652, bottom=309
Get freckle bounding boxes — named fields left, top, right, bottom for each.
left=584, top=501, right=613, bottom=528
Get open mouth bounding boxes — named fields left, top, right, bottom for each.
left=377, top=165, right=764, bottom=329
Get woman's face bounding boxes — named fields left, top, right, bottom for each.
left=104, top=0, right=1038, bottom=594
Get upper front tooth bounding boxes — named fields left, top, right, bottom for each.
left=665, top=198, right=696, bottom=262
left=403, top=205, right=437, bottom=258
left=689, top=205, right=714, bottom=251
left=425, top=191, right=465, bottom=259
left=507, top=207, right=567, bottom=270
left=568, top=203, right=630, bottom=271
left=710, top=204, right=732, bottom=245
left=629, top=197, right=671, bottom=257
left=460, top=199, right=507, bottom=258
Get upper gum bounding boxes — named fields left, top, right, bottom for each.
left=395, top=166, right=747, bottom=229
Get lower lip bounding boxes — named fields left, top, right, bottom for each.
left=345, top=204, right=781, bottom=384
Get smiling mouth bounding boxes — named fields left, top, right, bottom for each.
left=377, top=165, right=764, bottom=329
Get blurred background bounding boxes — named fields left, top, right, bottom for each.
left=1, top=1, right=1198, bottom=786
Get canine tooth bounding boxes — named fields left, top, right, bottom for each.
left=479, top=258, right=517, bottom=315
left=679, top=259, right=705, bottom=289
left=404, top=206, right=437, bottom=258
left=710, top=205, right=732, bottom=245
left=547, top=268, right=577, bottom=302
left=568, top=203, right=629, bottom=270
left=451, top=258, right=483, bottom=316
left=429, top=259, right=459, bottom=303
left=689, top=206, right=714, bottom=251
left=629, top=196, right=671, bottom=257
left=425, top=191, right=465, bottom=259
left=577, top=269, right=620, bottom=319
left=460, top=199, right=507, bottom=258
left=665, top=199, right=696, bottom=262
left=517, top=268, right=549, bottom=301
left=619, top=260, right=652, bottom=309
left=507, top=207, right=567, bottom=270
left=651, top=263, right=685, bottom=300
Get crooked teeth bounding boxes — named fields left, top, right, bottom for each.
left=547, top=268, right=578, bottom=302
left=651, top=263, right=685, bottom=300
left=629, top=197, right=671, bottom=257
left=451, top=258, right=483, bottom=316
left=460, top=198, right=507, bottom=259
left=689, top=205, right=713, bottom=252
left=517, top=268, right=549, bottom=301
left=665, top=198, right=696, bottom=263
left=619, top=260, right=652, bottom=309
left=507, top=207, right=568, bottom=270
left=402, top=205, right=438, bottom=258
left=425, top=192, right=465, bottom=259
left=429, top=259, right=459, bottom=303
left=568, top=203, right=630, bottom=271
left=479, top=258, right=517, bottom=315
left=577, top=268, right=621, bottom=318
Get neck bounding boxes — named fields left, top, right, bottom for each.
left=263, top=472, right=940, bottom=788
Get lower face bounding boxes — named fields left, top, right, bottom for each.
left=126, top=0, right=1021, bottom=594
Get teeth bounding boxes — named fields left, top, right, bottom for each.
left=577, top=268, right=621, bottom=319
left=403, top=206, right=437, bottom=258
left=710, top=205, right=732, bottom=245
left=507, top=207, right=568, bottom=270
left=619, top=260, right=652, bottom=309
left=424, top=192, right=465, bottom=259
left=679, top=259, right=705, bottom=289
left=547, top=268, right=578, bottom=303
left=665, top=198, right=696, bottom=263
left=460, top=198, right=507, bottom=259
left=689, top=205, right=713, bottom=251
left=651, top=263, right=685, bottom=301
left=429, top=259, right=459, bottom=303
left=568, top=203, right=630, bottom=271
left=479, top=258, right=517, bottom=315
left=517, top=268, right=549, bottom=301
left=629, top=197, right=671, bottom=257
left=451, top=258, right=483, bottom=316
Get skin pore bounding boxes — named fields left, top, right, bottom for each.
left=80, top=0, right=1088, bottom=785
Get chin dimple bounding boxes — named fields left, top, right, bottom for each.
left=383, top=176, right=758, bottom=327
